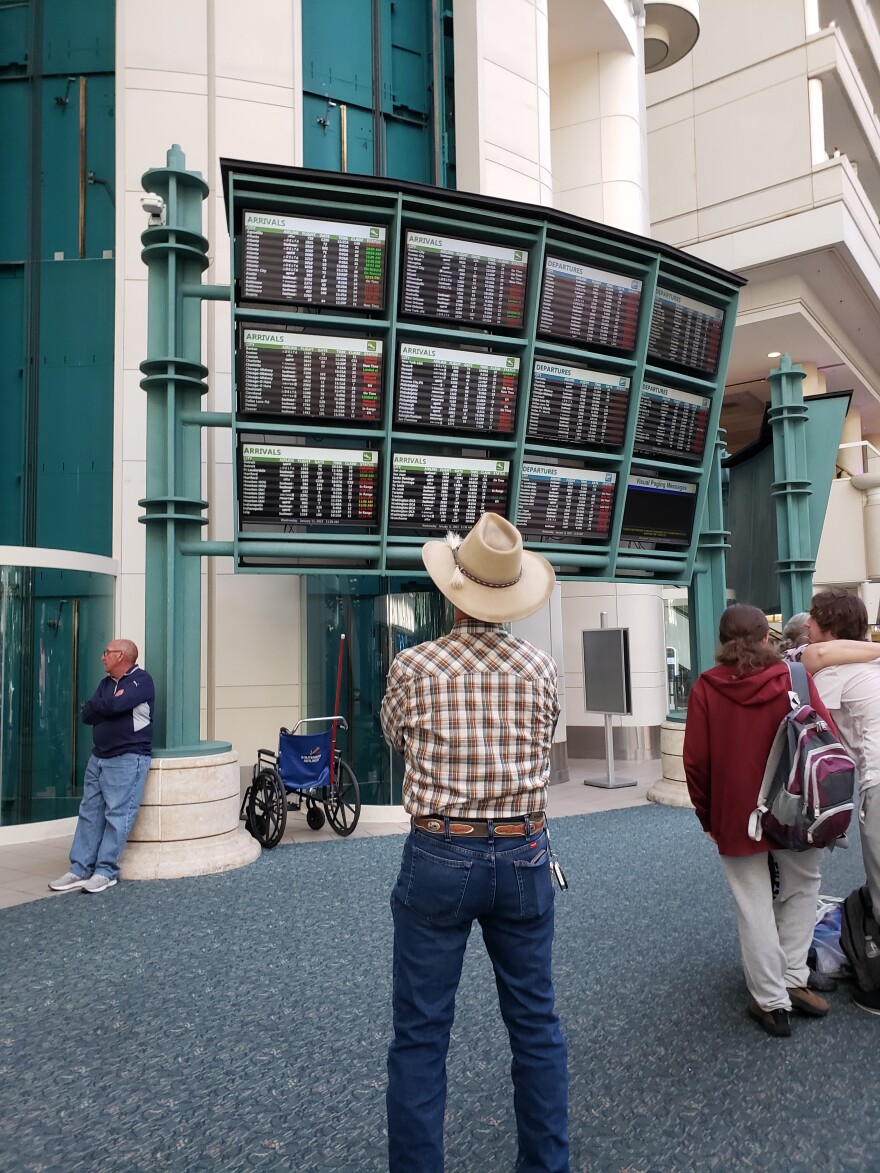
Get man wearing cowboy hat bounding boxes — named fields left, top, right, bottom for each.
left=381, top=511, right=569, bottom=1173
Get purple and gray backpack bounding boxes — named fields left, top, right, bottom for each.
left=747, top=661, right=855, bottom=851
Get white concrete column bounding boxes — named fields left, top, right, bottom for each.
left=840, top=408, right=865, bottom=476
left=453, top=0, right=553, bottom=204
left=808, top=78, right=827, bottom=164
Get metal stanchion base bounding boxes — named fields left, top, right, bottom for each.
left=584, top=776, right=638, bottom=789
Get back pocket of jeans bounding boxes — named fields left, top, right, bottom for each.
left=403, top=845, right=472, bottom=923
left=513, top=852, right=554, bottom=919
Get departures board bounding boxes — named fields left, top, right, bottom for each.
left=222, top=161, right=745, bottom=582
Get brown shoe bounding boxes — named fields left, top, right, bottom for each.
left=787, top=986, right=829, bottom=1016
left=748, top=1000, right=792, bottom=1037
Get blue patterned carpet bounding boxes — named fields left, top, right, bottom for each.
left=0, top=804, right=875, bottom=1172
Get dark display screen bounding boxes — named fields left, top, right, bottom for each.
left=527, top=361, right=629, bottom=448
left=240, top=444, right=378, bottom=527
left=517, top=464, right=616, bottom=541
left=395, top=344, right=518, bottom=433
left=620, top=475, right=697, bottom=547
left=647, top=288, right=723, bottom=373
left=400, top=231, right=527, bottom=328
left=239, top=327, right=382, bottom=421
left=241, top=211, right=386, bottom=309
left=538, top=256, right=641, bottom=350
left=389, top=452, right=509, bottom=530
left=633, top=381, right=710, bottom=462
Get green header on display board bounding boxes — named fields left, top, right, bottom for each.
left=221, top=160, right=745, bottom=583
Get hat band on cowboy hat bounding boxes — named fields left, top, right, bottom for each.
left=422, top=512, right=555, bottom=623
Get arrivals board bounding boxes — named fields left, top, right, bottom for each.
left=239, top=444, right=378, bottom=527
left=634, top=381, right=710, bottom=462
left=395, top=344, right=519, bottom=433
left=389, top=453, right=509, bottom=530
left=400, top=232, right=527, bottom=328
left=647, top=288, right=724, bottom=373
left=538, top=257, right=641, bottom=351
left=241, top=211, right=386, bottom=310
left=239, top=328, right=382, bottom=421
left=621, top=475, right=697, bottom=547
left=517, top=464, right=617, bottom=541
left=527, top=362, right=630, bottom=448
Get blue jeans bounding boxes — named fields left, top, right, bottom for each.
left=70, top=753, right=151, bottom=881
left=387, top=824, right=569, bottom=1173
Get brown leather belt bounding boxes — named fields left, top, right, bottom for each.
left=413, top=813, right=546, bottom=838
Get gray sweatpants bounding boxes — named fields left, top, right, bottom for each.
left=860, top=786, right=880, bottom=923
left=720, top=849, right=822, bottom=1011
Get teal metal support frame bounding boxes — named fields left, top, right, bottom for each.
left=688, top=428, right=730, bottom=678
left=139, top=145, right=231, bottom=757
left=767, top=355, right=813, bottom=620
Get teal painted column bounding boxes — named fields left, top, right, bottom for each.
left=688, top=428, right=729, bottom=677
left=767, top=354, right=813, bottom=620
left=138, top=145, right=230, bottom=757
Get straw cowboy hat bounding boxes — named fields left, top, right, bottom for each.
left=422, top=512, right=556, bottom=623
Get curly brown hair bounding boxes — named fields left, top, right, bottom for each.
left=809, top=589, right=868, bottom=641
left=716, top=603, right=780, bottom=676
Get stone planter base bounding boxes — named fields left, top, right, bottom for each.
left=122, top=750, right=261, bottom=880
left=646, top=719, right=694, bottom=809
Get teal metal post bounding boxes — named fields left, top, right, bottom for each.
left=767, top=354, right=813, bottom=620
left=139, top=145, right=230, bottom=756
left=688, top=428, right=729, bottom=677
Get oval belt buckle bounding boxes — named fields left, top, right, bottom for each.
left=426, top=818, right=442, bottom=832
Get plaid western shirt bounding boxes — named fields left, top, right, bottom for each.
left=380, top=618, right=560, bottom=818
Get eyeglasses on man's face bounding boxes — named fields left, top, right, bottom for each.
left=102, top=648, right=123, bottom=658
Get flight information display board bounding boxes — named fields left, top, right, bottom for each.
left=517, top=464, right=617, bottom=542
left=620, top=474, right=697, bottom=547
left=647, top=288, right=724, bottom=373
left=633, top=381, right=710, bottom=462
left=527, top=362, right=630, bottom=448
left=239, top=328, right=382, bottom=421
left=239, top=444, right=378, bottom=527
left=389, top=453, right=509, bottom=530
left=400, top=232, right=527, bottom=328
left=538, top=257, right=642, bottom=351
left=395, top=344, right=519, bottom=433
left=241, top=211, right=386, bottom=309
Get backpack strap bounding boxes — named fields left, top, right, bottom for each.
left=786, top=659, right=810, bottom=709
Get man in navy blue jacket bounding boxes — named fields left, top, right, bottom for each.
left=50, top=639, right=155, bottom=894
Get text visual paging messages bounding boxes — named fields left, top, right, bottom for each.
left=241, top=211, right=386, bottom=310
left=240, top=328, right=382, bottom=421
left=401, top=232, right=527, bottom=328
left=395, top=345, right=519, bottom=433
left=620, top=475, right=698, bottom=547
left=240, top=444, right=378, bottom=527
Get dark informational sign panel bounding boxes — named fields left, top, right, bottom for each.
left=538, top=257, right=641, bottom=350
left=395, top=345, right=518, bottom=433
left=527, top=362, right=629, bottom=448
left=240, top=444, right=379, bottom=527
left=222, top=162, right=744, bottom=579
left=517, top=464, right=616, bottom=541
left=239, top=327, right=382, bottom=421
left=401, top=231, right=527, bottom=328
left=241, top=211, right=386, bottom=309
left=583, top=628, right=632, bottom=714
left=389, top=453, right=509, bottom=531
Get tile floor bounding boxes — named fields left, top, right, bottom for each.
left=0, top=757, right=664, bottom=909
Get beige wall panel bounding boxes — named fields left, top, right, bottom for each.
left=692, top=48, right=807, bottom=118
left=119, top=463, right=147, bottom=576
left=696, top=176, right=815, bottom=238
left=482, top=62, right=542, bottom=161
left=214, top=0, right=296, bottom=87
left=814, top=479, right=867, bottom=584
left=551, top=120, right=602, bottom=190
left=214, top=96, right=298, bottom=168
left=646, top=90, right=695, bottom=134
left=648, top=120, right=697, bottom=223
left=481, top=0, right=541, bottom=81
left=649, top=212, right=700, bottom=246
left=690, top=0, right=806, bottom=89
left=118, top=573, right=146, bottom=657
left=123, top=0, right=208, bottom=73
left=554, top=182, right=606, bottom=222
left=123, top=88, right=209, bottom=192
left=214, top=707, right=300, bottom=770
left=600, top=114, right=642, bottom=183
left=213, top=573, right=301, bottom=688
left=602, top=180, right=648, bottom=231
left=694, top=79, right=812, bottom=208
left=121, top=369, right=147, bottom=463
left=550, top=58, right=600, bottom=126
left=483, top=160, right=545, bottom=203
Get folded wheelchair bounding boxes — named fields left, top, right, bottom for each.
left=241, top=715, right=361, bottom=848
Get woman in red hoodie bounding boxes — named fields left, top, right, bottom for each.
left=683, top=603, right=835, bottom=1037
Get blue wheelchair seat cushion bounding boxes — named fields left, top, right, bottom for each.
left=278, top=729, right=333, bottom=792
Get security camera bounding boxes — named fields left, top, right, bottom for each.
left=141, top=193, right=166, bottom=223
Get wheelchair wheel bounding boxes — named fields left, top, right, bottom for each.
left=246, top=768, right=287, bottom=848
left=306, top=799, right=326, bottom=831
left=324, top=758, right=361, bottom=837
